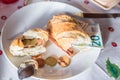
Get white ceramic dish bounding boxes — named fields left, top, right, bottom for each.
left=91, top=0, right=120, bottom=10
left=1, top=1, right=101, bottom=79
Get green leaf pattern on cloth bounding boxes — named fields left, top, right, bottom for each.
left=106, top=58, right=120, bottom=79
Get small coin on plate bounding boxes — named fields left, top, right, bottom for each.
left=36, top=58, right=45, bottom=68
left=45, top=56, right=57, bottom=67
left=58, top=55, right=71, bottom=67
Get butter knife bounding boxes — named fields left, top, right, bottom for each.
left=66, top=12, right=120, bottom=18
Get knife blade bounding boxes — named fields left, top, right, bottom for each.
left=66, top=12, right=120, bottom=18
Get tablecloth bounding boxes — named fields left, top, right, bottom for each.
left=0, top=0, right=120, bottom=80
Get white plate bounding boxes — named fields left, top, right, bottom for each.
left=1, top=1, right=101, bottom=79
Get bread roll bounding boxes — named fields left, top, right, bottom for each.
left=9, top=28, right=48, bottom=56
left=48, top=14, right=91, bottom=57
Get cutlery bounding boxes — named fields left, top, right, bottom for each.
left=66, top=12, right=120, bottom=18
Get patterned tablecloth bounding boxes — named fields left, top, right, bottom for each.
left=0, top=0, right=120, bottom=80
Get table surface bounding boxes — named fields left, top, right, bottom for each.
left=0, top=0, right=120, bottom=80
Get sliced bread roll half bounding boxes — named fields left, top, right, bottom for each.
left=48, top=14, right=91, bottom=57
left=9, top=28, right=48, bottom=56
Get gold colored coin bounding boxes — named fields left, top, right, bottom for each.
left=58, top=55, right=71, bottom=67
left=45, top=56, right=57, bottom=67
